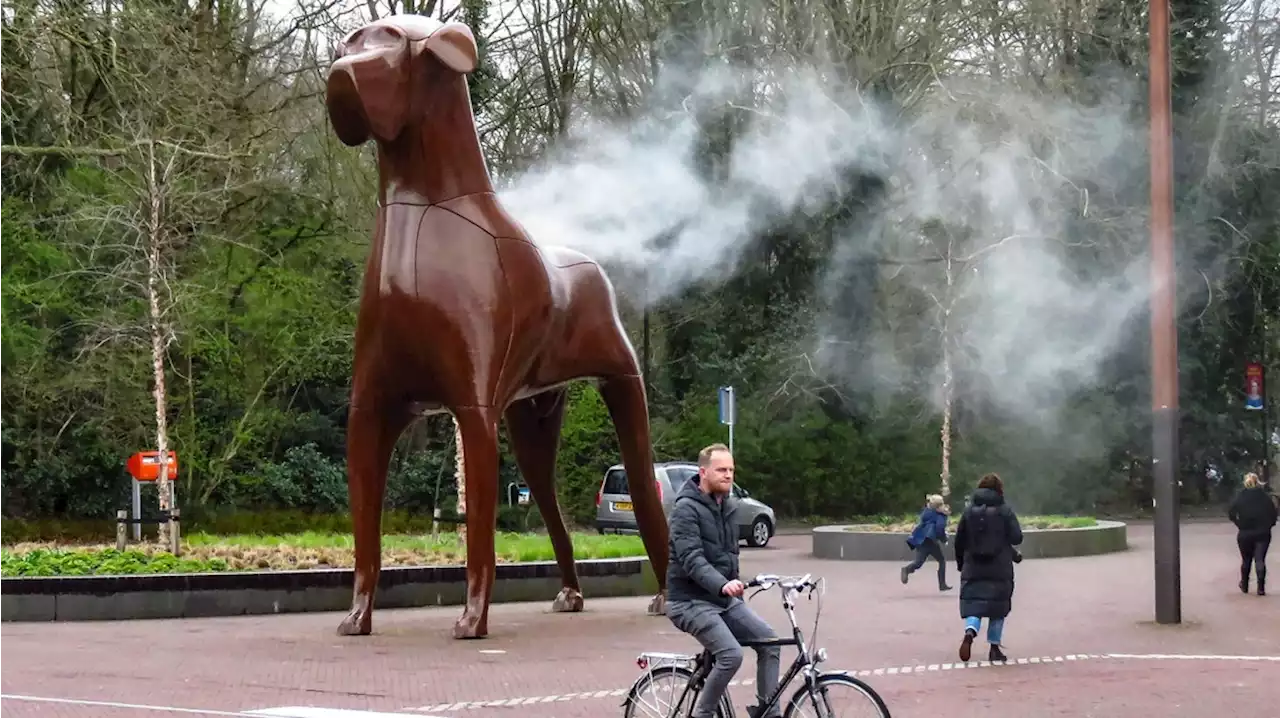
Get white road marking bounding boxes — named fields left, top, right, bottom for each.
left=1106, top=653, right=1280, bottom=661
left=0, top=694, right=254, bottom=716
left=0, top=694, right=446, bottom=718
left=403, top=652, right=1280, bottom=712
left=247, top=709, right=447, bottom=718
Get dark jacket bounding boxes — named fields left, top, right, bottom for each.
left=666, top=476, right=741, bottom=607
left=953, top=488, right=1023, bottom=619
left=1229, top=487, right=1278, bottom=539
left=908, top=507, right=949, bottom=548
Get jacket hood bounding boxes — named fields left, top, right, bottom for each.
left=971, top=487, right=1005, bottom=507
left=678, top=474, right=736, bottom=514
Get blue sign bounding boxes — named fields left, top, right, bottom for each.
left=718, top=386, right=735, bottom=425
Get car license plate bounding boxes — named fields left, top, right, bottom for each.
left=613, top=501, right=633, bottom=512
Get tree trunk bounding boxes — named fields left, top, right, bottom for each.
left=453, top=413, right=466, bottom=544
left=146, top=141, right=173, bottom=546
left=939, top=336, right=954, bottom=499
left=938, top=238, right=956, bottom=499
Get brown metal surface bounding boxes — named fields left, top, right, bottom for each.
left=1148, top=0, right=1177, bottom=413
left=1148, top=0, right=1182, bottom=625
left=323, top=15, right=669, bottom=640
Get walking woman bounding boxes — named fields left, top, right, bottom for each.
left=901, top=494, right=953, bottom=591
left=953, top=473, right=1023, bottom=663
left=1229, top=472, right=1278, bottom=596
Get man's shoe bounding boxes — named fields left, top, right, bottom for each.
left=939, top=584, right=953, bottom=591
left=958, top=627, right=977, bottom=662
left=746, top=705, right=780, bottom=718
left=989, top=644, right=1008, bottom=663
left=900, top=566, right=910, bottom=584
left=1259, top=579, right=1266, bottom=597
left=1240, top=577, right=1249, bottom=594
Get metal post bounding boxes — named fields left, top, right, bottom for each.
left=1148, top=0, right=1181, bottom=625
left=116, top=510, right=128, bottom=551
left=169, top=508, right=181, bottom=556
left=1262, top=339, right=1271, bottom=484
left=131, top=478, right=142, bottom=542
left=728, top=422, right=734, bottom=455
left=642, top=272, right=651, bottom=402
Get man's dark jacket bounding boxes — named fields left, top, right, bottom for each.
left=954, top=487, right=1023, bottom=619
left=666, top=476, right=740, bottom=607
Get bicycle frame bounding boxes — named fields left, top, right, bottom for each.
left=738, top=574, right=827, bottom=717
left=628, top=573, right=828, bottom=718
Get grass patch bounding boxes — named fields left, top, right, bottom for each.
left=841, top=514, right=1098, bottom=533
left=0, top=531, right=647, bottom=577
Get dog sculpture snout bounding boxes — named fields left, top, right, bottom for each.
left=325, top=16, right=479, bottom=147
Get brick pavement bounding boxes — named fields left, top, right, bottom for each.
left=2, top=521, right=1277, bottom=717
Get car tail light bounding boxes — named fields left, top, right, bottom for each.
left=595, top=488, right=603, bottom=507
left=655, top=480, right=663, bottom=502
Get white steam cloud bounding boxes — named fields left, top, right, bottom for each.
left=497, top=66, right=891, bottom=303
left=494, top=61, right=1156, bottom=430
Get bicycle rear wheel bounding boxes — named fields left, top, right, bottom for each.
left=782, top=673, right=890, bottom=718
left=624, top=665, right=733, bottom=718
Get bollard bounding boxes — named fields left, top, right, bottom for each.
left=116, top=510, right=128, bottom=551
left=169, top=508, right=181, bottom=556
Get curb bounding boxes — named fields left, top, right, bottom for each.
left=811, top=521, right=1129, bottom=561
left=0, top=557, right=658, bottom=622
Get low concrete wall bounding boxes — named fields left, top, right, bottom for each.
left=0, top=557, right=658, bottom=622
left=811, top=521, right=1128, bottom=561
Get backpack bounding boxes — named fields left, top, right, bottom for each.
left=966, top=505, right=1007, bottom=560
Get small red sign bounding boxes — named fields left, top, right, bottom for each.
left=126, top=451, right=178, bottom=481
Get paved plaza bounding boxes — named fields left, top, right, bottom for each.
left=2, top=521, right=1277, bottom=717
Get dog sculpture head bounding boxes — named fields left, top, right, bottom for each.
left=326, top=15, right=478, bottom=147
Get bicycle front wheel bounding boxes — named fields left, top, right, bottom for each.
left=783, top=673, right=890, bottom=718
left=624, top=666, right=732, bottom=718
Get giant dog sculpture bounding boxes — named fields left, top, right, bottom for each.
left=325, top=14, right=669, bottom=639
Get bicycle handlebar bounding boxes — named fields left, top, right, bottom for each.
left=745, top=572, right=817, bottom=594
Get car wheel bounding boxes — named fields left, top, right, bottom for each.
left=747, top=516, right=772, bottom=548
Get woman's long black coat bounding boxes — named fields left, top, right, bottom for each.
left=953, top=488, right=1024, bottom=619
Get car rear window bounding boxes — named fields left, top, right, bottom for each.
left=667, top=466, right=698, bottom=486
left=602, top=468, right=629, bottom=495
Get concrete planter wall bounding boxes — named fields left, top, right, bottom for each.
left=811, top=521, right=1128, bottom=561
left=1, top=557, right=658, bottom=622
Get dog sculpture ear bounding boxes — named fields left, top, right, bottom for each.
left=424, top=22, right=478, bottom=74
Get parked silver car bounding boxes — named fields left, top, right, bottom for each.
left=593, top=461, right=777, bottom=547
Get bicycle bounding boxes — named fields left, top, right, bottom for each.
left=622, top=573, right=890, bottom=718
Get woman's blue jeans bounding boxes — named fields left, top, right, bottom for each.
left=964, top=616, right=1004, bottom=645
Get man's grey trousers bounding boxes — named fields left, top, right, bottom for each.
left=667, top=598, right=782, bottom=718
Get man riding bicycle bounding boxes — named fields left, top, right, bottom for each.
left=665, top=443, right=781, bottom=718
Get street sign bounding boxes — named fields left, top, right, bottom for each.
left=1245, top=362, right=1264, bottom=411
left=718, top=386, right=736, bottom=453
left=718, top=386, right=736, bottom=425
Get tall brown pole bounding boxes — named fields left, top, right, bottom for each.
left=1148, top=0, right=1181, bottom=624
